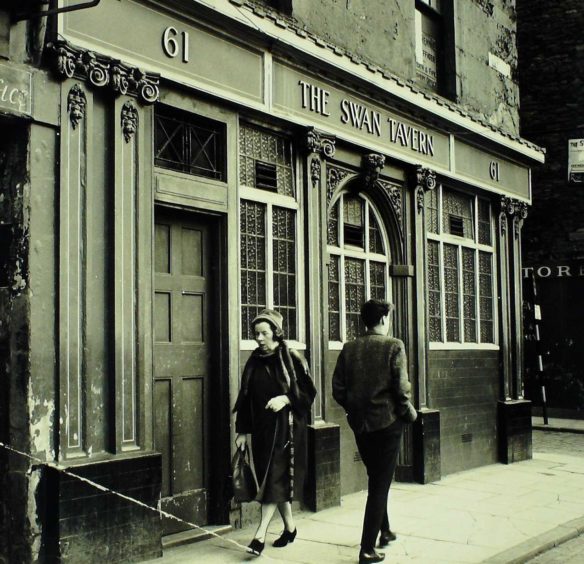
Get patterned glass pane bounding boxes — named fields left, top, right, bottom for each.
left=425, top=187, right=439, bottom=234
left=369, top=208, right=385, bottom=254
left=443, top=244, right=460, bottom=342
left=479, top=251, right=494, bottom=343
left=328, top=200, right=340, bottom=247
left=345, top=258, right=366, bottom=340
left=427, top=240, right=442, bottom=341
left=443, top=189, right=473, bottom=239
left=478, top=199, right=492, bottom=246
left=328, top=255, right=341, bottom=341
left=462, top=248, right=477, bottom=342
left=369, top=261, right=386, bottom=301
left=240, top=200, right=266, bottom=339
left=273, top=207, right=297, bottom=339
left=238, top=124, right=295, bottom=197
left=343, top=196, right=365, bottom=249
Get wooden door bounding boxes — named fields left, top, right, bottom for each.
left=153, top=210, right=213, bottom=534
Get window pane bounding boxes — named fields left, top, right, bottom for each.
left=369, top=261, right=386, bottom=301
left=427, top=240, right=442, bottom=341
left=240, top=200, right=266, bottom=339
left=328, top=200, right=340, bottom=247
left=239, top=124, right=294, bottom=197
left=368, top=209, right=385, bottom=254
left=272, top=206, right=297, bottom=339
left=155, top=109, right=226, bottom=180
left=479, top=251, right=494, bottom=343
left=425, top=188, right=439, bottom=234
left=443, top=189, right=474, bottom=239
left=345, top=258, right=366, bottom=340
left=328, top=255, right=341, bottom=341
left=462, top=248, right=477, bottom=342
left=478, top=199, right=492, bottom=246
left=444, top=244, right=460, bottom=342
left=343, top=196, right=364, bottom=249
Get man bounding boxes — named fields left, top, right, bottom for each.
left=332, top=299, right=417, bottom=564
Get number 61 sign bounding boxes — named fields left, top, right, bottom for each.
left=162, top=26, right=190, bottom=63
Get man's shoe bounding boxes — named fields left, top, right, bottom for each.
left=358, top=549, right=385, bottom=563
left=379, top=530, right=397, bottom=547
left=247, top=538, right=265, bottom=556
left=273, top=528, right=297, bottom=547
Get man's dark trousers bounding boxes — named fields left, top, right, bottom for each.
left=355, top=419, right=403, bottom=552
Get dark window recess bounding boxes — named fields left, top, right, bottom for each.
left=344, top=224, right=364, bottom=248
left=154, top=107, right=226, bottom=181
left=449, top=214, right=465, bottom=237
left=255, top=161, right=278, bottom=191
left=0, top=225, right=12, bottom=287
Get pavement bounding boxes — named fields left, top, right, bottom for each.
left=145, top=420, right=584, bottom=564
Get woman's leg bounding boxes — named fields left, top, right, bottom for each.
left=254, top=503, right=278, bottom=541
left=277, top=501, right=296, bottom=532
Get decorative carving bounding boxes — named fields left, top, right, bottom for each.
left=121, top=102, right=138, bottom=143
left=305, top=127, right=336, bottom=158
left=499, top=197, right=529, bottom=239
left=362, top=153, right=385, bottom=188
left=47, top=40, right=160, bottom=105
left=413, top=166, right=437, bottom=212
left=326, top=166, right=352, bottom=207
left=67, top=84, right=86, bottom=130
left=310, top=158, right=321, bottom=189
left=379, top=180, right=403, bottom=223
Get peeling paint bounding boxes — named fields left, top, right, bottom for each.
left=28, top=392, right=55, bottom=459
left=27, top=469, right=42, bottom=561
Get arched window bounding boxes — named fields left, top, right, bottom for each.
left=327, top=192, right=391, bottom=343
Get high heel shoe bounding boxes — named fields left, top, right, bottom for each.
left=247, top=538, right=265, bottom=556
left=273, top=528, right=297, bottom=547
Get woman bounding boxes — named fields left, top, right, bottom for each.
left=233, top=309, right=317, bottom=556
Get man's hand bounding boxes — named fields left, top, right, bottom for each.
left=235, top=433, right=248, bottom=450
left=265, top=395, right=290, bottom=412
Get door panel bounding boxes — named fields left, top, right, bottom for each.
left=154, top=210, right=213, bottom=534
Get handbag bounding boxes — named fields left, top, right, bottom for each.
left=232, top=445, right=257, bottom=502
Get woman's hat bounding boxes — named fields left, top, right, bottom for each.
left=252, top=309, right=283, bottom=333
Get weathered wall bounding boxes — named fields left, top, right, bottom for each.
left=427, top=350, right=499, bottom=476
left=252, top=0, right=520, bottom=136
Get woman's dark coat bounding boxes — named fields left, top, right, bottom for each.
left=233, top=344, right=316, bottom=503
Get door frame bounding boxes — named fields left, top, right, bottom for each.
left=153, top=203, right=231, bottom=525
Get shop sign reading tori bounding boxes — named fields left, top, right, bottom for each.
left=298, top=79, right=435, bottom=157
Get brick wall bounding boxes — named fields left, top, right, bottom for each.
left=518, top=0, right=584, bottom=264
left=42, top=455, right=162, bottom=563
left=427, top=350, right=499, bottom=476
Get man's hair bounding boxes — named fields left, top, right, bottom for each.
left=361, top=299, right=394, bottom=328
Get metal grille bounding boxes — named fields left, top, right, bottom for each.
left=273, top=206, right=297, bottom=339
left=239, top=125, right=294, bottom=197
left=479, top=251, right=494, bottom=343
left=427, top=240, right=442, bottom=341
left=462, top=248, right=477, bottom=342
left=345, top=258, right=366, bottom=341
left=328, top=255, right=341, bottom=341
left=154, top=109, right=226, bottom=180
left=240, top=200, right=266, bottom=339
left=443, top=189, right=473, bottom=239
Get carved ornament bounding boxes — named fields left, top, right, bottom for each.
left=413, top=166, right=437, bottom=212
left=121, top=102, right=138, bottom=143
left=378, top=180, right=403, bottom=224
left=67, top=84, right=86, bottom=130
left=305, top=128, right=336, bottom=158
left=310, top=158, right=321, bottom=189
left=326, top=166, right=352, bottom=207
left=499, top=197, right=529, bottom=238
left=362, top=153, right=385, bottom=188
left=48, top=40, right=160, bottom=104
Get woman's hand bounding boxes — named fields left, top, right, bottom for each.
left=235, top=433, right=248, bottom=450
left=265, top=395, right=291, bottom=412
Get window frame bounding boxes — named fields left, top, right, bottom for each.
left=426, top=186, right=499, bottom=350
left=237, top=123, right=306, bottom=350
left=327, top=192, right=392, bottom=348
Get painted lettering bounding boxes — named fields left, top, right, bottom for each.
left=387, top=117, right=434, bottom=156
left=340, top=99, right=381, bottom=136
left=557, top=265, right=571, bottom=277
left=537, top=266, right=551, bottom=278
left=299, top=80, right=330, bottom=116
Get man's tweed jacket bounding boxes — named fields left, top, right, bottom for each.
left=332, top=331, right=417, bottom=434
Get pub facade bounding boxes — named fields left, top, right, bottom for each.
left=0, top=0, right=543, bottom=561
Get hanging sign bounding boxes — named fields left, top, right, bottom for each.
left=568, top=139, right=584, bottom=183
